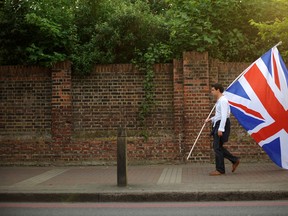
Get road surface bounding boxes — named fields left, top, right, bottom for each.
left=1, top=201, right=288, bottom=216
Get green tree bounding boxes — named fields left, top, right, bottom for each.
left=0, top=0, right=76, bottom=66
left=164, top=0, right=260, bottom=61
left=249, top=0, right=288, bottom=57
left=0, top=0, right=32, bottom=65
left=1, top=0, right=287, bottom=70
left=24, top=0, right=76, bottom=66
left=71, top=0, right=169, bottom=75
left=165, top=0, right=219, bottom=58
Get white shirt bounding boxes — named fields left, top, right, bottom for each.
left=211, top=95, right=230, bottom=132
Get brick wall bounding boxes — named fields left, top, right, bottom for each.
left=0, top=66, right=51, bottom=136
left=72, top=64, right=174, bottom=135
left=0, top=52, right=280, bottom=165
left=0, top=66, right=52, bottom=163
left=181, top=52, right=211, bottom=162
left=71, top=63, right=177, bottom=163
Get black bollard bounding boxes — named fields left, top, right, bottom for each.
left=117, top=126, right=127, bottom=187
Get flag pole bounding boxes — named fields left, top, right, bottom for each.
left=186, top=41, right=283, bottom=160
left=186, top=104, right=216, bottom=160
left=274, top=41, right=282, bottom=47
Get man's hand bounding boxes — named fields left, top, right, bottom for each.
left=218, top=131, right=223, bottom=137
left=205, top=118, right=210, bottom=123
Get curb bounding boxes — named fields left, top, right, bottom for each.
left=1, top=191, right=288, bottom=202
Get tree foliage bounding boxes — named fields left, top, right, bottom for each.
left=0, top=0, right=287, bottom=73
left=249, top=0, right=288, bottom=58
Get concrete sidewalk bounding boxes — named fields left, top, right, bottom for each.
left=0, top=162, right=287, bottom=202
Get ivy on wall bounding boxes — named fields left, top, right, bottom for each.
left=132, top=43, right=172, bottom=140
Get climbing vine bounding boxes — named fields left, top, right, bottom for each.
left=132, top=43, right=172, bottom=140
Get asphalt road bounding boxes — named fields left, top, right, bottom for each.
left=1, top=201, right=288, bottom=216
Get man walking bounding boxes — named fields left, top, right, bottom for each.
left=206, top=83, right=240, bottom=176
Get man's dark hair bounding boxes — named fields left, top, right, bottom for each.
left=212, top=83, right=224, bottom=93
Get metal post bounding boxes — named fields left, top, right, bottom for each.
left=117, top=126, right=127, bottom=187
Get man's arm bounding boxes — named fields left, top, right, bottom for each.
left=218, top=99, right=228, bottom=133
left=205, top=116, right=215, bottom=123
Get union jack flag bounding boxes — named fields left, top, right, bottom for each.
left=225, top=46, right=288, bottom=169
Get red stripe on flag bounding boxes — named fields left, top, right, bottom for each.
left=273, top=54, right=281, bottom=90
left=229, top=101, right=264, bottom=120
left=244, top=63, right=288, bottom=142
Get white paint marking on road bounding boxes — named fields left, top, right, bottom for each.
left=12, top=169, right=68, bottom=187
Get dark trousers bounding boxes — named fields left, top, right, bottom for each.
left=212, top=119, right=238, bottom=173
